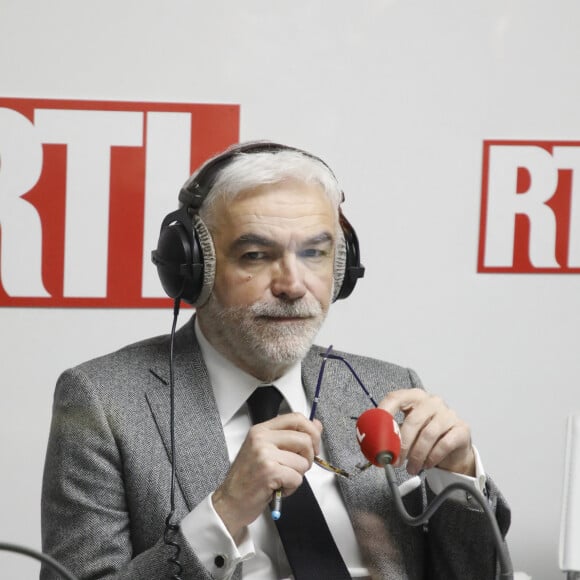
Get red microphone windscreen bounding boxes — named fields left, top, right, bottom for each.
left=356, top=408, right=401, bottom=466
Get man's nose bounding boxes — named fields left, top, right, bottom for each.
left=270, top=254, right=307, bottom=301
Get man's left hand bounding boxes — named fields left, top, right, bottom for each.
left=380, top=389, right=475, bottom=477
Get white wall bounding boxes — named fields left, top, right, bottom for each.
left=1, top=1, right=579, bottom=578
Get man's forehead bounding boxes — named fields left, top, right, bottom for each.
left=215, top=185, right=335, bottom=223
left=222, top=180, right=334, bottom=213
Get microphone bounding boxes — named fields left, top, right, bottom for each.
left=355, top=408, right=514, bottom=579
left=356, top=408, right=401, bottom=467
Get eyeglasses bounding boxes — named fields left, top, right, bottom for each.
left=309, top=345, right=378, bottom=478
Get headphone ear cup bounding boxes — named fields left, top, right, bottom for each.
left=151, top=208, right=204, bottom=304
left=333, top=210, right=365, bottom=301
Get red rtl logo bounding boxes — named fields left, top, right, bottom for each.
left=0, top=97, right=239, bottom=307
left=479, top=140, right=580, bottom=273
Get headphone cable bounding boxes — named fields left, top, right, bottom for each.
left=163, top=298, right=183, bottom=580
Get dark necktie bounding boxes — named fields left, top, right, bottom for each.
left=246, top=386, right=351, bottom=580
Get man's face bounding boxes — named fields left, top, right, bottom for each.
left=197, top=179, right=337, bottom=380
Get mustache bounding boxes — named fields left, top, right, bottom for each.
left=250, top=300, right=323, bottom=318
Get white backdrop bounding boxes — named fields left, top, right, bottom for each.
left=1, top=1, right=579, bottom=578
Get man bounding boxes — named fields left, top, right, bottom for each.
left=41, top=142, right=510, bottom=579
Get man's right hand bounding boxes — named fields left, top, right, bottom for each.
left=212, top=412, right=322, bottom=541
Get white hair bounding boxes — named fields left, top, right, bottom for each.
left=195, top=147, right=343, bottom=228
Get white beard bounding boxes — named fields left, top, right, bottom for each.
left=199, top=294, right=328, bottom=379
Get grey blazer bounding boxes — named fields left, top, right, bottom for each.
left=41, top=315, right=510, bottom=579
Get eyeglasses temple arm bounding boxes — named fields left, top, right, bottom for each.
left=323, top=353, right=379, bottom=408
left=310, top=345, right=334, bottom=421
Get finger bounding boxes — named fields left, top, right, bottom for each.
left=266, top=429, right=319, bottom=463
left=245, top=422, right=320, bottom=474
left=257, top=412, right=323, bottom=454
left=427, top=422, right=475, bottom=475
left=379, top=388, right=427, bottom=417
left=405, top=411, right=456, bottom=475
left=269, top=462, right=306, bottom=495
left=390, top=399, right=434, bottom=466
left=262, top=412, right=322, bottom=439
left=250, top=453, right=309, bottom=498
left=275, top=449, right=311, bottom=477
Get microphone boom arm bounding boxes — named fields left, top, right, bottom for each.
left=377, top=451, right=514, bottom=580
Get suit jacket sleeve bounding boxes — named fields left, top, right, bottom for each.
left=40, top=367, right=218, bottom=580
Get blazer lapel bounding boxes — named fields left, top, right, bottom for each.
left=145, top=315, right=231, bottom=512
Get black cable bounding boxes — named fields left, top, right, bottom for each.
left=0, top=542, right=78, bottom=580
left=163, top=298, right=183, bottom=580
left=377, top=452, right=513, bottom=580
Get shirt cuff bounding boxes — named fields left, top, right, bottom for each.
left=180, top=494, right=255, bottom=579
left=425, top=445, right=487, bottom=503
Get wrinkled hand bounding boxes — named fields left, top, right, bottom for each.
left=380, top=389, right=475, bottom=477
left=212, top=413, right=322, bottom=540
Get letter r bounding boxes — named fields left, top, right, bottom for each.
left=0, top=108, right=50, bottom=297
left=484, top=145, right=559, bottom=268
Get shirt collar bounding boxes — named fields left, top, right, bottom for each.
left=194, top=318, right=309, bottom=426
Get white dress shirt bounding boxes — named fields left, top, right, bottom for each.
left=179, top=320, right=486, bottom=579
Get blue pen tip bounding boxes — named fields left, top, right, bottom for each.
left=271, top=510, right=281, bottom=521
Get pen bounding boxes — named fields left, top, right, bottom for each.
left=271, top=489, right=282, bottom=520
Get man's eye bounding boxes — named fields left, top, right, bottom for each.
left=241, top=251, right=266, bottom=261
left=300, top=248, right=327, bottom=259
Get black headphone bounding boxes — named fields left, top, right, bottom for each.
left=151, top=141, right=365, bottom=305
